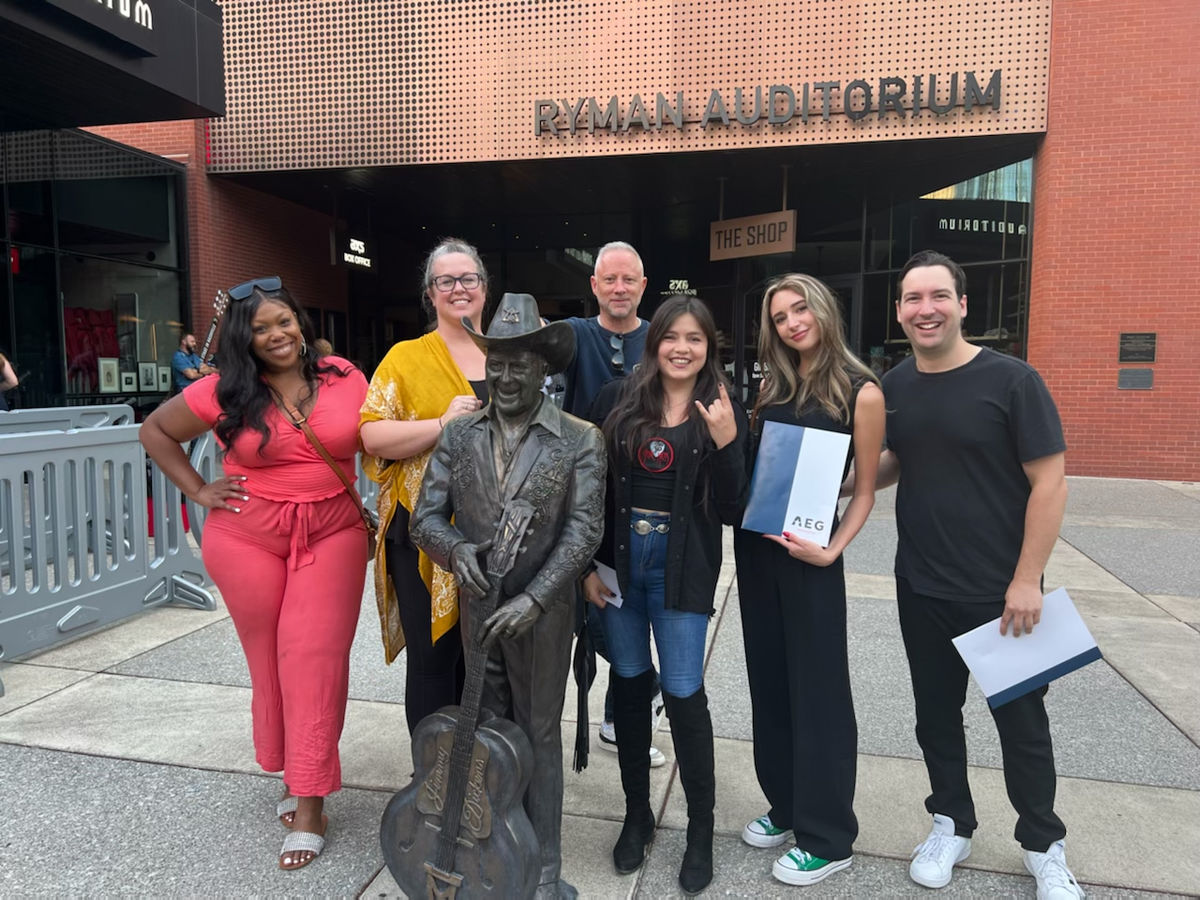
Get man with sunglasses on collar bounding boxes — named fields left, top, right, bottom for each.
left=560, top=241, right=668, bottom=770
left=561, top=241, right=649, bottom=416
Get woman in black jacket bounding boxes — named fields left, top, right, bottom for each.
left=584, top=295, right=748, bottom=894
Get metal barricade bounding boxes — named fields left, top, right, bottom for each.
left=0, top=405, right=135, bottom=434
left=0, top=417, right=217, bottom=696
left=0, top=408, right=375, bottom=696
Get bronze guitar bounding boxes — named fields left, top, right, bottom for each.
left=381, top=500, right=541, bottom=900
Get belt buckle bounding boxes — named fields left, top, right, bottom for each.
left=632, top=518, right=668, bottom=535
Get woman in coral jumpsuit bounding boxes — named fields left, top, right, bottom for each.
left=140, top=276, right=368, bottom=871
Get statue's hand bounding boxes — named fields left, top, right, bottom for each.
left=450, top=542, right=490, bottom=597
left=479, top=592, right=542, bottom=651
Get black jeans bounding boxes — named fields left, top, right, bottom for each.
left=386, top=506, right=464, bottom=736
left=735, top=532, right=858, bottom=861
left=896, top=577, right=1066, bottom=852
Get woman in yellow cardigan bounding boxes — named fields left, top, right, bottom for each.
left=360, top=238, right=489, bottom=733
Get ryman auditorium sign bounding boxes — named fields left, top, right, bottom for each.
left=536, top=70, right=1000, bottom=135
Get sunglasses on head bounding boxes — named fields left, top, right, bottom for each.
left=227, top=276, right=283, bottom=301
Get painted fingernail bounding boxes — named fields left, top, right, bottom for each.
left=242, top=495, right=250, bottom=501
left=232, top=507, right=241, bottom=513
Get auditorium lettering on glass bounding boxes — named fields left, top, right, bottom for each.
left=862, top=159, right=1033, bottom=369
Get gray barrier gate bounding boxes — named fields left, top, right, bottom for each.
left=0, top=409, right=380, bottom=697
left=0, top=410, right=219, bottom=696
left=0, top=405, right=135, bottom=434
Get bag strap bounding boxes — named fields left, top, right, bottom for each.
left=280, top=400, right=374, bottom=531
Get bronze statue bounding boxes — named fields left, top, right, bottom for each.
left=394, top=293, right=606, bottom=899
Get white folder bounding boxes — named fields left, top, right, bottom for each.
left=951, top=587, right=1102, bottom=708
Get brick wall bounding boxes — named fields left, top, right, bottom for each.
left=87, top=121, right=348, bottom=354
left=1029, top=0, right=1200, bottom=479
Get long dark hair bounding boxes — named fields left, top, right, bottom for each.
left=214, top=285, right=349, bottom=453
left=603, top=295, right=730, bottom=461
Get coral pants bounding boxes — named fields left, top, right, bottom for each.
left=202, top=491, right=367, bottom=796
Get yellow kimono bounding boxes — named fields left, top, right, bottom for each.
left=360, top=331, right=471, bottom=664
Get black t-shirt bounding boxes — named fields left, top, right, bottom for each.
left=883, top=348, right=1065, bottom=603
left=630, top=421, right=686, bottom=511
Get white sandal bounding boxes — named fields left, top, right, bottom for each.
left=276, top=795, right=298, bottom=826
left=279, top=825, right=326, bottom=870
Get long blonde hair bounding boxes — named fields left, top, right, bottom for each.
left=753, top=273, right=877, bottom=425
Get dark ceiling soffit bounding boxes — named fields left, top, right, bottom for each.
left=0, top=0, right=224, bottom=131
left=215, top=133, right=1040, bottom=223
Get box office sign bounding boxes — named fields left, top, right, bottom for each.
left=44, top=0, right=160, bottom=56
left=710, top=211, right=796, bottom=261
left=332, top=231, right=374, bottom=270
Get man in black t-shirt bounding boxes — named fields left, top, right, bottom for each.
left=872, top=251, right=1084, bottom=898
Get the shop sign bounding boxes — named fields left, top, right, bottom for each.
left=710, top=210, right=796, bottom=261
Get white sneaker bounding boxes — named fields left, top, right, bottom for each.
left=772, top=847, right=852, bottom=886
left=650, top=689, right=665, bottom=734
left=1024, top=841, right=1085, bottom=899
left=599, top=720, right=617, bottom=746
left=598, top=720, right=667, bottom=768
left=909, top=813, right=971, bottom=888
left=742, top=814, right=793, bottom=848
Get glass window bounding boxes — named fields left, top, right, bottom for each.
left=865, top=158, right=1034, bottom=361
left=56, top=175, right=179, bottom=268
left=12, top=246, right=62, bottom=407
left=4, top=132, right=55, bottom=247
left=60, top=255, right=181, bottom=396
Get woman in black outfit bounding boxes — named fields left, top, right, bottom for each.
left=583, top=296, right=749, bottom=894
left=734, top=273, right=884, bottom=887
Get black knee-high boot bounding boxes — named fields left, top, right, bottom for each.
left=611, top=669, right=657, bottom=874
left=665, top=685, right=715, bottom=895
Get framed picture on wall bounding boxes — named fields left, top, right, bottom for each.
left=138, top=362, right=157, bottom=390
left=158, top=366, right=171, bottom=391
left=98, top=358, right=119, bottom=393
left=120, top=372, right=137, bottom=391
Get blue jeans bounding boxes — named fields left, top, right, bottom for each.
left=601, top=512, right=708, bottom=698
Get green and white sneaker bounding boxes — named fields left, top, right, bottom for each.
left=742, top=814, right=792, bottom=848
left=772, top=847, right=853, bottom=886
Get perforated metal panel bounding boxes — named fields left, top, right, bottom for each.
left=5, top=130, right=177, bottom=182
left=207, top=0, right=1050, bottom=173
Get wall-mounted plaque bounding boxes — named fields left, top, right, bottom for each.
left=1118, top=332, right=1156, bottom=363
left=1117, top=368, right=1154, bottom=390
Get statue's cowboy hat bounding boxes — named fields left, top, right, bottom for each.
left=463, top=292, right=576, bottom=375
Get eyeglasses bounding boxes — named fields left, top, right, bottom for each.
left=610, top=333, right=624, bottom=373
left=228, top=276, right=282, bottom=301
left=431, top=273, right=482, bottom=292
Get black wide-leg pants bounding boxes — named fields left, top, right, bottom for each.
left=896, top=576, right=1067, bottom=852
left=734, top=532, right=858, bottom=861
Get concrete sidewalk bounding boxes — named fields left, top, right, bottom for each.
left=2, top=476, right=1198, bottom=898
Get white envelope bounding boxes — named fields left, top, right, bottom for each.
left=594, top=561, right=624, bottom=609
left=951, top=587, right=1101, bottom=708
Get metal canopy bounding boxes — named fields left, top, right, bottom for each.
left=0, top=0, right=224, bottom=131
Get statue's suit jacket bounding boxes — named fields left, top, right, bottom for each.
left=410, top=398, right=606, bottom=613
